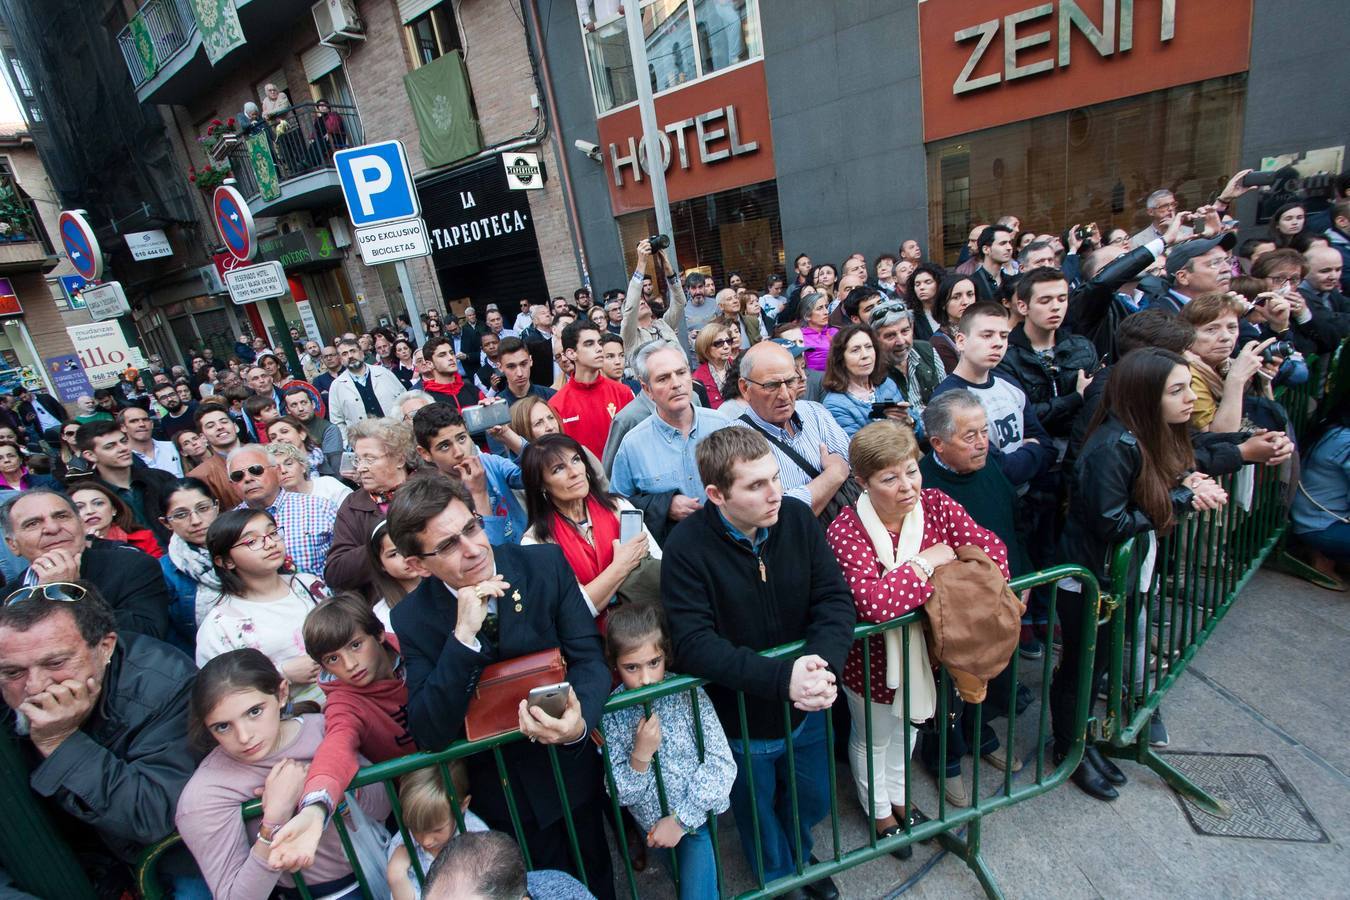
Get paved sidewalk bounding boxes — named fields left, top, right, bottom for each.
left=612, top=567, right=1349, bottom=898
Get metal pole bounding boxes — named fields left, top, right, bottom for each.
left=623, top=3, right=676, bottom=263
left=395, top=260, right=427, bottom=345
left=264, top=297, right=305, bottom=377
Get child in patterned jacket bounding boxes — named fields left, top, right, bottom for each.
left=601, top=602, right=736, bottom=900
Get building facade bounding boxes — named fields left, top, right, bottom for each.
left=540, top=0, right=1350, bottom=288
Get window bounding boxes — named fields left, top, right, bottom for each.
left=309, top=67, right=355, bottom=111
left=405, top=3, right=463, bottom=68
left=584, top=0, right=762, bottom=115
left=5, top=55, right=40, bottom=124
left=924, top=75, right=1246, bottom=266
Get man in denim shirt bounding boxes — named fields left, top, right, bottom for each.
left=611, top=342, right=729, bottom=542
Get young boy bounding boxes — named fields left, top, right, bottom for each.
left=264, top=593, right=415, bottom=869
left=411, top=402, right=528, bottom=545
left=930, top=302, right=1055, bottom=490
left=386, top=766, right=487, bottom=900
left=242, top=394, right=280, bottom=443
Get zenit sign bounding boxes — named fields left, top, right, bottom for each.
left=917, top=0, right=1253, bottom=141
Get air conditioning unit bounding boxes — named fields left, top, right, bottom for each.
left=277, top=211, right=315, bottom=234
left=312, top=0, right=365, bottom=43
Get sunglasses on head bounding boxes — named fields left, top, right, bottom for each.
left=228, top=464, right=267, bottom=482
left=4, top=582, right=88, bottom=608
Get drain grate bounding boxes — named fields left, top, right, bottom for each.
left=1159, top=751, right=1329, bottom=843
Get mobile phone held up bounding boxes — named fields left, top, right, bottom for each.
left=619, top=508, right=644, bottom=544
left=527, top=682, right=571, bottom=719
left=462, top=402, right=511, bottom=434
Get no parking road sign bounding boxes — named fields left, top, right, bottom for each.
left=334, top=140, right=420, bottom=229
left=58, top=210, right=103, bottom=282
left=213, top=185, right=257, bottom=262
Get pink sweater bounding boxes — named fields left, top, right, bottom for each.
left=802, top=325, right=838, bottom=371
left=175, top=715, right=391, bottom=900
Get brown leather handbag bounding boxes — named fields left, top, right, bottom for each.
left=464, top=649, right=568, bottom=742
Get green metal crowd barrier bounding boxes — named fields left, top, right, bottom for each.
left=136, top=565, right=1103, bottom=900
left=1098, top=341, right=1347, bottom=815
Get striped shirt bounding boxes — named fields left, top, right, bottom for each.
left=732, top=401, right=851, bottom=507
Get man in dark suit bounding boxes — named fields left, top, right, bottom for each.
left=387, top=474, right=614, bottom=900
left=445, top=314, right=481, bottom=381
left=0, top=490, right=171, bottom=640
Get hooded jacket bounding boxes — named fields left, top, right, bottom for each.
left=996, top=324, right=1099, bottom=439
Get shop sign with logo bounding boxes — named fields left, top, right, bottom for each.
left=419, top=156, right=541, bottom=269
left=124, top=229, right=173, bottom=261
left=66, top=321, right=136, bottom=387
left=59, top=275, right=88, bottom=309
left=44, top=353, right=93, bottom=403
left=258, top=228, right=338, bottom=271
left=917, top=0, right=1253, bottom=141
left=503, top=151, right=544, bottom=190
left=0, top=278, right=19, bottom=316
left=596, top=62, right=776, bottom=214
left=82, top=282, right=131, bottom=321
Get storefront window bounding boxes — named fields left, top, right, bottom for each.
left=585, top=0, right=761, bottom=114
left=616, top=179, right=783, bottom=297
left=924, top=75, right=1246, bottom=266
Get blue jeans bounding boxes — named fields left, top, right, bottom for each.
left=1298, top=522, right=1350, bottom=564
left=727, top=711, right=830, bottom=885
left=659, top=823, right=718, bottom=900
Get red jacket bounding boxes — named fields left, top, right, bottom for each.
left=305, top=635, right=415, bottom=809
left=548, top=375, right=633, bottom=458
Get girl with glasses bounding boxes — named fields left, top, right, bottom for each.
left=158, top=477, right=222, bottom=653
left=196, top=508, right=331, bottom=706
left=693, top=322, right=737, bottom=410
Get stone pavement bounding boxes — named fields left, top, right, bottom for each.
left=610, top=567, right=1349, bottom=898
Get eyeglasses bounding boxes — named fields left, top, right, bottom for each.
left=744, top=375, right=805, bottom=394
left=414, top=515, right=486, bottom=559
left=162, top=500, right=218, bottom=523
left=869, top=300, right=909, bottom=325
left=4, top=583, right=87, bottom=607
left=232, top=527, right=283, bottom=551
left=228, top=464, right=268, bottom=482
left=710, top=338, right=735, bottom=348
left=352, top=452, right=389, bottom=469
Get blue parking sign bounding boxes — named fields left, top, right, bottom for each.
left=334, top=141, right=421, bottom=229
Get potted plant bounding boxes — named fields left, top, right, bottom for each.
left=187, top=163, right=230, bottom=193
left=0, top=183, right=32, bottom=242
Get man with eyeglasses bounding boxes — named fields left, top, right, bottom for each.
left=227, top=445, right=337, bottom=577
left=1129, top=188, right=1193, bottom=249
left=1140, top=233, right=1237, bottom=314
left=386, top=474, right=615, bottom=899
left=77, top=420, right=180, bottom=549
left=731, top=342, right=851, bottom=519
left=0, top=490, right=171, bottom=639
left=0, top=581, right=196, bottom=896
left=611, top=342, right=730, bottom=542
left=311, top=345, right=343, bottom=406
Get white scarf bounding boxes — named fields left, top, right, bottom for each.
left=854, top=491, right=936, bottom=722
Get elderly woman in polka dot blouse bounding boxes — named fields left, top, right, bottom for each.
left=825, top=421, right=1007, bottom=853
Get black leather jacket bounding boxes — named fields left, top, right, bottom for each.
left=1059, top=416, right=1194, bottom=584
left=997, top=326, right=1099, bottom=438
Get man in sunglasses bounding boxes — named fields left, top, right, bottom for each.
left=227, top=445, right=337, bottom=577
left=386, top=474, right=615, bottom=898
left=0, top=582, right=195, bottom=893
left=1, top=490, right=170, bottom=639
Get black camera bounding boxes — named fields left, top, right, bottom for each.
left=1261, top=340, right=1296, bottom=363
left=1074, top=224, right=1095, bottom=242
left=648, top=234, right=670, bottom=251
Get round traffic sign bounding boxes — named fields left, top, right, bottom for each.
left=213, top=185, right=256, bottom=262
left=58, top=210, right=103, bottom=282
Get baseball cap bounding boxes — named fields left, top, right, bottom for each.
left=770, top=337, right=804, bottom=359
left=1165, top=232, right=1237, bottom=277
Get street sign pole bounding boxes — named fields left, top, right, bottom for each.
left=267, top=298, right=303, bottom=377
left=396, top=260, right=426, bottom=345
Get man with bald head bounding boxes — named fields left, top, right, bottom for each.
left=1298, top=244, right=1350, bottom=350
left=732, top=341, right=850, bottom=519
left=228, top=444, right=337, bottom=576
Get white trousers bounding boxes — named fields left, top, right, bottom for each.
left=844, top=686, right=915, bottom=820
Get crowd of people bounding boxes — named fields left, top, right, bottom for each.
left=0, top=170, right=1347, bottom=900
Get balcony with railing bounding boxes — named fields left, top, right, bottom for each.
left=224, top=102, right=364, bottom=216
left=0, top=175, right=57, bottom=274
left=116, top=0, right=316, bottom=106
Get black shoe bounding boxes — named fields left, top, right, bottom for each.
left=877, top=823, right=913, bottom=861
left=1149, top=710, right=1170, bottom=747
left=1059, top=750, right=1118, bottom=801
left=803, top=857, right=840, bottom=900
left=907, top=806, right=933, bottom=843
left=1084, top=745, right=1127, bottom=786
left=1014, top=682, right=1034, bottom=715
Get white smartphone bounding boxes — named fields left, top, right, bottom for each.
left=527, top=682, right=571, bottom=719
left=340, top=450, right=357, bottom=474
left=619, top=508, right=644, bottom=543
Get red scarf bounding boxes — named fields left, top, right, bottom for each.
left=550, top=494, right=620, bottom=588
left=423, top=375, right=472, bottom=410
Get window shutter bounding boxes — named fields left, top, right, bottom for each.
left=397, top=0, right=441, bottom=24
left=301, top=44, right=341, bottom=83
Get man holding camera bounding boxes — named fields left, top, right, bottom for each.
left=622, top=238, right=689, bottom=363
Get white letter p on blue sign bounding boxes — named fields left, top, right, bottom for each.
left=334, top=140, right=421, bottom=229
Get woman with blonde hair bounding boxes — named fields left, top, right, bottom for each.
left=1178, top=292, right=1283, bottom=433
left=825, top=421, right=1009, bottom=833
left=509, top=395, right=608, bottom=488
left=692, top=322, right=737, bottom=409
